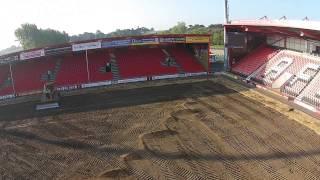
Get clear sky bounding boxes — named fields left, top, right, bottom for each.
left=0, top=0, right=320, bottom=50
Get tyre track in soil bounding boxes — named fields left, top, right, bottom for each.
left=166, top=110, right=253, bottom=180
left=188, top=84, right=320, bottom=179
left=1, top=79, right=320, bottom=179
left=134, top=123, right=203, bottom=180
left=188, top=98, right=289, bottom=180
left=212, top=91, right=320, bottom=178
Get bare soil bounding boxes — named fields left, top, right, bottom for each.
left=1, top=77, right=320, bottom=179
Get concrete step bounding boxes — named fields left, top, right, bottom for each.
left=0, top=80, right=12, bottom=90
left=110, top=57, right=121, bottom=80
left=36, top=102, right=60, bottom=110
left=41, top=73, right=56, bottom=81
left=162, top=49, right=170, bottom=56
left=52, top=59, right=62, bottom=81
left=162, top=49, right=184, bottom=74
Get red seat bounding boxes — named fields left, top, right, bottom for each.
left=232, top=46, right=278, bottom=76
left=12, top=58, right=56, bottom=94
left=87, top=50, right=113, bottom=82
left=168, top=47, right=205, bottom=73
left=116, top=48, right=178, bottom=79
left=56, top=53, right=88, bottom=87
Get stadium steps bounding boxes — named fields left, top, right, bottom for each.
left=109, top=53, right=121, bottom=80
left=0, top=65, right=13, bottom=95
left=52, top=59, right=62, bottom=82
left=298, top=71, right=320, bottom=108
left=0, top=80, right=11, bottom=90
left=167, top=59, right=184, bottom=74
left=246, top=62, right=267, bottom=82
left=0, top=74, right=11, bottom=88
left=163, top=48, right=185, bottom=74
left=0, top=65, right=11, bottom=87
left=282, top=64, right=320, bottom=97
left=40, top=59, right=61, bottom=82
left=162, top=49, right=170, bottom=56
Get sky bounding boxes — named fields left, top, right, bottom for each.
left=0, top=0, right=320, bottom=50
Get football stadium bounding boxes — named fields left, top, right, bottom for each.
left=0, top=34, right=210, bottom=100
left=226, top=19, right=320, bottom=113
left=1, top=0, right=320, bottom=179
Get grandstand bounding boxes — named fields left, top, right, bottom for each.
left=56, top=53, right=88, bottom=87
left=231, top=45, right=278, bottom=76
left=13, top=58, right=57, bottom=94
left=0, top=34, right=210, bottom=98
left=87, top=49, right=113, bottom=82
left=115, top=47, right=179, bottom=78
left=168, top=46, right=206, bottom=73
left=225, top=19, right=320, bottom=112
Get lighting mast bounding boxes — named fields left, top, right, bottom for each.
left=224, top=0, right=230, bottom=70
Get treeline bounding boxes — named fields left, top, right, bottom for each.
left=0, top=45, right=23, bottom=56
left=13, top=22, right=223, bottom=50
left=69, top=27, right=155, bottom=42
left=162, top=22, right=223, bottom=45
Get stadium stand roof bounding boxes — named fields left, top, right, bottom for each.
left=225, top=19, right=320, bottom=41
left=0, top=34, right=211, bottom=60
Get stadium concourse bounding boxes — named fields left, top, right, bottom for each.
left=225, top=19, right=320, bottom=114
left=0, top=34, right=210, bottom=101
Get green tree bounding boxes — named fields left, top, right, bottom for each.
left=15, top=23, right=69, bottom=50
left=70, top=27, right=154, bottom=42
left=95, top=30, right=106, bottom=39
left=15, top=24, right=39, bottom=49
left=169, top=22, right=187, bottom=34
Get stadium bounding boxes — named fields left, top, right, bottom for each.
left=226, top=18, right=320, bottom=113
left=0, top=34, right=210, bottom=100
left=2, top=1, right=320, bottom=180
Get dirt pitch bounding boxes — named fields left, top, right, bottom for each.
left=1, top=76, right=320, bottom=179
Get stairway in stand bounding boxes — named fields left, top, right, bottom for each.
left=40, top=59, right=62, bottom=83
left=109, top=53, right=121, bottom=81
left=162, top=49, right=185, bottom=74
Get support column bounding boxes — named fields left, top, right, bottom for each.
left=224, top=0, right=230, bottom=71
left=85, top=50, right=90, bottom=82
left=224, top=26, right=230, bottom=71
left=207, top=42, right=211, bottom=76
left=9, top=63, right=16, bottom=95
